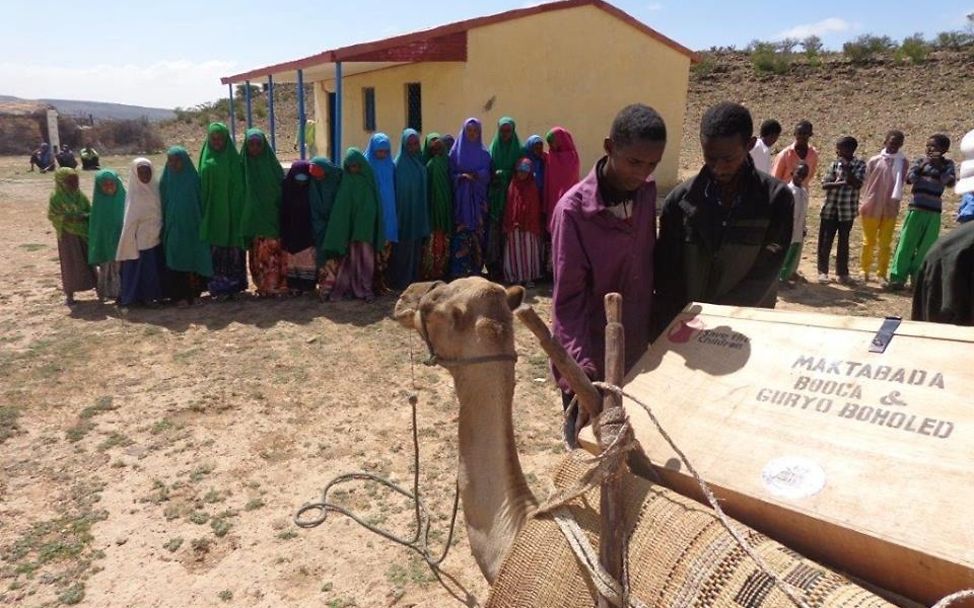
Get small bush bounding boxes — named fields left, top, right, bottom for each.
left=898, top=33, right=930, bottom=63
left=749, top=41, right=792, bottom=74
left=801, top=35, right=823, bottom=59
left=934, top=30, right=974, bottom=50
left=843, top=34, right=897, bottom=63
left=690, top=54, right=718, bottom=78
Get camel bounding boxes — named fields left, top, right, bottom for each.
left=394, top=277, right=900, bottom=607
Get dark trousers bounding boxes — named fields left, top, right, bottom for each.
left=817, top=218, right=854, bottom=276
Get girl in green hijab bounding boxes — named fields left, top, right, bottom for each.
left=88, top=170, right=125, bottom=301
left=240, top=128, right=288, bottom=297
left=48, top=168, right=97, bottom=304
left=421, top=133, right=452, bottom=280
left=199, top=122, right=247, bottom=298
left=322, top=148, right=386, bottom=302
left=486, top=116, right=521, bottom=280
left=388, top=128, right=430, bottom=291
left=161, top=146, right=213, bottom=306
left=308, top=156, right=342, bottom=300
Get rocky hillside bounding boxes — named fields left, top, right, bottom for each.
left=680, top=50, right=972, bottom=214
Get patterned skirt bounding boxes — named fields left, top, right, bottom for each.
left=208, top=246, right=247, bottom=296
left=449, top=230, right=483, bottom=279
left=317, top=258, right=341, bottom=300
left=503, top=230, right=542, bottom=284
left=422, top=231, right=450, bottom=281
left=96, top=261, right=121, bottom=301
left=286, top=247, right=318, bottom=292
left=249, top=237, right=288, bottom=296
left=332, top=242, right=376, bottom=301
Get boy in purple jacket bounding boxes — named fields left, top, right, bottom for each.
left=550, top=104, right=666, bottom=441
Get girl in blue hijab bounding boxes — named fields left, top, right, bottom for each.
left=365, top=133, right=397, bottom=292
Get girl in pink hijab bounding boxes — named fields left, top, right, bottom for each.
left=543, top=127, right=581, bottom=276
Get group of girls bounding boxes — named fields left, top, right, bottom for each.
left=46, top=118, right=581, bottom=308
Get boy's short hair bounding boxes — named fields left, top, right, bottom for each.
left=795, top=120, right=814, bottom=135
left=885, top=129, right=905, bottom=142
left=837, top=136, right=858, bottom=151
left=759, top=119, right=782, bottom=138
left=610, top=104, right=666, bottom=148
left=793, top=162, right=809, bottom=175
left=930, top=133, right=951, bottom=152
left=700, top=102, right=753, bottom=141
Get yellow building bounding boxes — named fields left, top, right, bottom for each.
left=222, top=0, right=695, bottom=188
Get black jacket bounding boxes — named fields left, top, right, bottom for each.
left=912, top=221, right=974, bottom=326
left=652, top=163, right=794, bottom=339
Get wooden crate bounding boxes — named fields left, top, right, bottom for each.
left=611, top=304, right=974, bottom=606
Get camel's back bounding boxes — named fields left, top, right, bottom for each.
left=487, top=451, right=896, bottom=608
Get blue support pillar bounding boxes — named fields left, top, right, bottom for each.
left=245, top=80, right=253, bottom=130
left=297, top=69, right=306, bottom=160
left=227, top=83, right=236, bottom=144
left=335, top=62, right=344, bottom=163
left=267, top=75, right=276, bottom=152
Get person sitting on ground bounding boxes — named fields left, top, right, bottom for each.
left=653, top=102, right=794, bottom=338
left=818, top=136, right=866, bottom=285
left=887, top=134, right=956, bottom=290
left=29, top=142, right=56, bottom=173
left=771, top=120, right=818, bottom=183
left=56, top=145, right=78, bottom=169
left=750, top=119, right=781, bottom=174
left=80, top=144, right=100, bottom=171
left=779, top=162, right=809, bottom=286
left=859, top=130, right=908, bottom=282
left=551, top=104, right=666, bottom=443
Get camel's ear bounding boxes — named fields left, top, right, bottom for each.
left=505, top=285, right=525, bottom=311
left=393, top=281, right=443, bottom=329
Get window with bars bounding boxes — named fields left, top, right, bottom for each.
left=405, top=83, right=422, bottom=132
left=363, top=87, right=376, bottom=132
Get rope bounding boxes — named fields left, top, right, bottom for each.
left=294, top=339, right=462, bottom=579
left=933, top=590, right=974, bottom=608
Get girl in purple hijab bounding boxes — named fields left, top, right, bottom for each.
left=448, top=117, right=491, bottom=278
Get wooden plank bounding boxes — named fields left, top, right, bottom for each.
left=621, top=303, right=974, bottom=606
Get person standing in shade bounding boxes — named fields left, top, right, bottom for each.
left=551, top=104, right=667, bottom=443
left=654, top=102, right=793, bottom=338
left=116, top=158, right=164, bottom=309
left=87, top=170, right=126, bottom=302
left=199, top=122, right=247, bottom=299
left=389, top=128, right=430, bottom=290
left=48, top=168, right=97, bottom=305
left=486, top=116, right=521, bottom=281
left=240, top=128, right=287, bottom=297
left=365, top=133, right=397, bottom=293
left=448, top=118, right=491, bottom=278
left=421, top=133, right=453, bottom=281
left=160, top=146, right=213, bottom=306
left=308, top=156, right=343, bottom=301
left=323, top=148, right=386, bottom=303
left=280, top=161, right=319, bottom=294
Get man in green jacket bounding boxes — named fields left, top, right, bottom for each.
left=652, top=102, right=794, bottom=339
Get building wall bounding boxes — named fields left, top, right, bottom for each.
left=316, top=4, right=691, bottom=188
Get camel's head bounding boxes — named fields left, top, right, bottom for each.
left=394, top=278, right=525, bottom=364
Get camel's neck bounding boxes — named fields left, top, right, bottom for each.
left=451, top=362, right=537, bottom=584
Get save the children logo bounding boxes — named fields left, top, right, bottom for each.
left=667, top=317, right=750, bottom=351
left=667, top=317, right=706, bottom=343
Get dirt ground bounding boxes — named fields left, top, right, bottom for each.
left=0, top=150, right=922, bottom=608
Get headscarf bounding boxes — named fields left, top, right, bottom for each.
left=504, top=157, right=542, bottom=237
left=544, top=127, right=581, bottom=225
left=394, top=128, right=430, bottom=242
left=160, top=146, right=213, bottom=276
left=47, top=168, right=90, bottom=239
left=365, top=133, right=397, bottom=242
left=449, top=118, right=491, bottom=231
left=440, top=134, right=456, bottom=156
left=322, top=148, right=386, bottom=257
left=280, top=161, right=315, bottom=254
left=38, top=143, right=54, bottom=166
left=424, top=133, right=453, bottom=235
left=488, top=116, right=522, bottom=222
left=116, top=158, right=162, bottom=261
left=87, top=170, right=126, bottom=264
left=523, top=134, right=547, bottom=195
left=309, top=156, right=342, bottom=266
left=239, top=128, right=284, bottom=241
left=198, top=122, right=245, bottom=248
